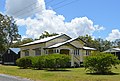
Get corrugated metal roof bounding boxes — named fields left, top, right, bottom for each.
left=21, top=34, right=69, bottom=46
left=83, top=46, right=96, bottom=50
left=104, top=48, right=120, bottom=52
left=47, top=38, right=78, bottom=48
left=47, top=38, right=95, bottom=50
left=112, top=48, right=120, bottom=51
left=9, top=48, right=20, bottom=54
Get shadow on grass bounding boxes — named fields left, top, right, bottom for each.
left=86, top=72, right=120, bottom=75
left=17, top=67, right=32, bottom=69
left=17, top=67, right=71, bottom=72
left=45, top=69, right=71, bottom=72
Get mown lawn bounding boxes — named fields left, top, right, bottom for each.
left=0, top=65, right=120, bottom=81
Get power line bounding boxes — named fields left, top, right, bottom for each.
left=50, top=0, right=69, bottom=7
left=12, top=1, right=37, bottom=15
left=15, top=0, right=67, bottom=18
left=13, top=0, right=54, bottom=17
left=15, top=0, right=80, bottom=18
left=54, top=0, right=79, bottom=10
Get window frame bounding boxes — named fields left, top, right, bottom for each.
left=35, top=48, right=41, bottom=56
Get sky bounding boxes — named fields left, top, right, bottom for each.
left=0, top=0, right=120, bottom=41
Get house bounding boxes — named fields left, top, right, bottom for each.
left=104, top=48, right=120, bottom=60
left=20, top=34, right=96, bottom=67
left=2, top=48, right=20, bottom=65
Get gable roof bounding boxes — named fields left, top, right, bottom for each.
left=21, top=34, right=71, bottom=47
left=104, top=48, right=120, bottom=52
left=46, top=38, right=96, bottom=50
left=9, top=48, right=20, bottom=54
left=46, top=38, right=83, bottom=49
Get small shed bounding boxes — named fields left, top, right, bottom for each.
left=2, top=48, right=20, bottom=65
left=104, top=48, right=120, bottom=60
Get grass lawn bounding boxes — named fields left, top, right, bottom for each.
left=0, top=65, right=120, bottom=81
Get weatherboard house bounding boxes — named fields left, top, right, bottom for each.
left=20, top=34, right=95, bottom=66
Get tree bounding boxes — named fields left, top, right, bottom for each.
left=21, top=38, right=33, bottom=44
left=0, top=13, right=7, bottom=53
left=114, top=39, right=120, bottom=48
left=0, top=13, right=21, bottom=53
left=84, top=52, right=120, bottom=74
left=11, top=38, right=33, bottom=48
left=79, top=35, right=112, bottom=52
left=79, top=35, right=94, bottom=47
left=5, top=16, right=21, bottom=47
left=95, top=38, right=112, bottom=52
left=39, top=31, right=58, bottom=39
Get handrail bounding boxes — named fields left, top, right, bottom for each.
left=74, top=55, right=80, bottom=61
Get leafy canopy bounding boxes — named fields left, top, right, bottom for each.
left=0, top=13, right=21, bottom=53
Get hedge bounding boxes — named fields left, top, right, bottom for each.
left=44, top=54, right=70, bottom=70
left=16, top=54, right=70, bottom=70
left=32, top=56, right=45, bottom=69
left=16, top=56, right=33, bottom=69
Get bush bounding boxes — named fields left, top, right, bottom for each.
left=32, top=56, right=45, bottom=69
left=84, top=52, right=120, bottom=74
left=44, top=54, right=70, bottom=70
left=16, top=54, right=70, bottom=70
left=16, top=56, right=33, bottom=69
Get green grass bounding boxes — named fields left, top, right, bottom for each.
left=0, top=65, right=120, bottom=81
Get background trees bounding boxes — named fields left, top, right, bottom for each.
left=11, top=38, right=33, bottom=48
left=114, top=39, right=120, bottom=48
left=39, top=31, right=58, bottom=39
left=79, top=35, right=113, bottom=52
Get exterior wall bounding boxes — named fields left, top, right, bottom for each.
left=20, top=43, right=45, bottom=57
left=73, top=49, right=83, bottom=62
left=70, top=40, right=84, bottom=48
left=46, top=35, right=70, bottom=47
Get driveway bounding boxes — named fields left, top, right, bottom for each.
left=0, top=74, right=33, bottom=81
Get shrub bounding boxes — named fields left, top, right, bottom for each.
left=44, top=54, right=70, bottom=70
left=84, top=52, right=120, bottom=74
left=16, top=56, right=33, bottom=69
left=32, top=56, right=45, bottom=69
left=16, top=54, right=70, bottom=70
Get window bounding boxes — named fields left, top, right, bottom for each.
left=45, top=50, right=48, bottom=54
left=74, top=49, right=79, bottom=55
left=8, top=50, right=10, bottom=54
left=25, top=51, right=29, bottom=56
left=35, top=48, right=41, bottom=56
left=77, top=49, right=79, bottom=55
left=74, top=50, right=76, bottom=55
left=86, top=50, right=90, bottom=56
left=57, top=49, right=59, bottom=53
